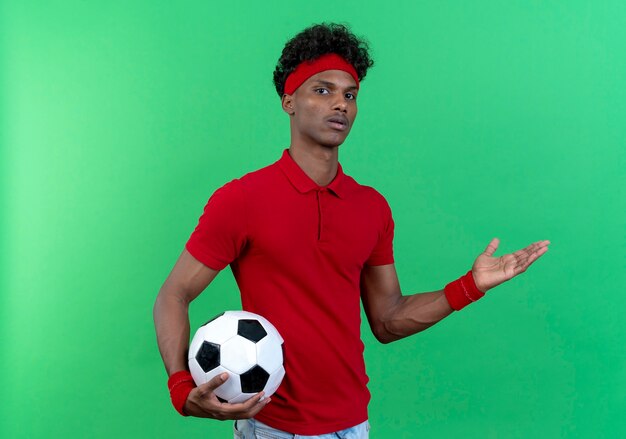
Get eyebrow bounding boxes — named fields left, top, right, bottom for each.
left=311, top=80, right=358, bottom=91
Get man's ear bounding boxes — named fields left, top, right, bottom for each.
left=281, top=93, right=295, bottom=115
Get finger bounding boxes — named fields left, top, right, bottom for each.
left=230, top=396, right=272, bottom=419
left=512, top=240, right=544, bottom=262
left=521, top=244, right=549, bottom=269
left=237, top=392, right=266, bottom=411
left=216, top=392, right=264, bottom=411
left=522, top=241, right=550, bottom=262
left=247, top=396, right=272, bottom=417
left=219, top=392, right=269, bottom=417
left=483, top=237, right=500, bottom=257
left=242, top=392, right=271, bottom=416
left=201, top=372, right=229, bottom=393
left=512, top=243, right=549, bottom=274
left=527, top=240, right=550, bottom=254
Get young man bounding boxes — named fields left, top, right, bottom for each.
left=153, top=23, right=550, bottom=438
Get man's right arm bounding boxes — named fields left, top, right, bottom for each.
left=153, top=248, right=270, bottom=419
left=153, top=248, right=219, bottom=375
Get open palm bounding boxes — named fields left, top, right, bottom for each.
left=472, top=238, right=550, bottom=292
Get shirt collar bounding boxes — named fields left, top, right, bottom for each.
left=278, top=149, right=346, bottom=199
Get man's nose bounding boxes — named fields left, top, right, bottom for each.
left=332, top=97, right=348, bottom=112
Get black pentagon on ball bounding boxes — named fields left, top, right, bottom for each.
left=237, top=319, right=267, bottom=343
left=240, top=365, right=270, bottom=393
left=196, top=341, right=220, bottom=373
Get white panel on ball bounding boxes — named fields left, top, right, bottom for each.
left=224, top=310, right=256, bottom=320
left=220, top=336, right=257, bottom=375
left=200, top=315, right=239, bottom=344
left=256, top=335, right=283, bottom=374
left=228, top=392, right=256, bottom=404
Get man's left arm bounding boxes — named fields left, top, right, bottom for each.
left=360, top=238, right=550, bottom=344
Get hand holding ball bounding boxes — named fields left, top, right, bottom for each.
left=188, top=311, right=285, bottom=404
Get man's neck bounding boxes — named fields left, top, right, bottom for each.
left=287, top=144, right=339, bottom=187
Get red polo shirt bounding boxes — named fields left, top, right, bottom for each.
left=186, top=149, right=394, bottom=435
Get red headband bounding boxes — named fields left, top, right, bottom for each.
left=283, top=53, right=359, bottom=95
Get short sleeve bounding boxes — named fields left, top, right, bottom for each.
left=185, top=179, right=247, bottom=271
left=365, top=195, right=395, bottom=266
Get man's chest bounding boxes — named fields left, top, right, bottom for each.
left=244, top=189, right=381, bottom=272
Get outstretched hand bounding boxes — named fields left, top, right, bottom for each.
left=472, top=238, right=550, bottom=292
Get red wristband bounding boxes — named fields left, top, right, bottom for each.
left=444, top=270, right=485, bottom=311
left=167, top=370, right=196, bottom=416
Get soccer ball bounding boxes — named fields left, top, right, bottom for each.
left=188, top=310, right=285, bottom=404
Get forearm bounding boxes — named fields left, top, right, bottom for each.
left=153, top=291, right=191, bottom=376
left=379, top=290, right=454, bottom=343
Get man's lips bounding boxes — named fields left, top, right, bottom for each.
left=326, top=115, right=349, bottom=131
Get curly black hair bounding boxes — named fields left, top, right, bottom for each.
left=273, top=23, right=374, bottom=97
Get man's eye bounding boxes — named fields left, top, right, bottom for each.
left=345, top=93, right=356, bottom=100
left=315, top=88, right=329, bottom=94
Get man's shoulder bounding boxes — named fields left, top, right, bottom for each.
left=343, top=173, right=389, bottom=204
left=213, top=159, right=282, bottom=196
left=240, top=159, right=281, bottom=182
left=232, top=159, right=283, bottom=194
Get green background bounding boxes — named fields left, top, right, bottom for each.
left=1, top=1, right=624, bottom=437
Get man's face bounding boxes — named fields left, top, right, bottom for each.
left=282, top=70, right=358, bottom=148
